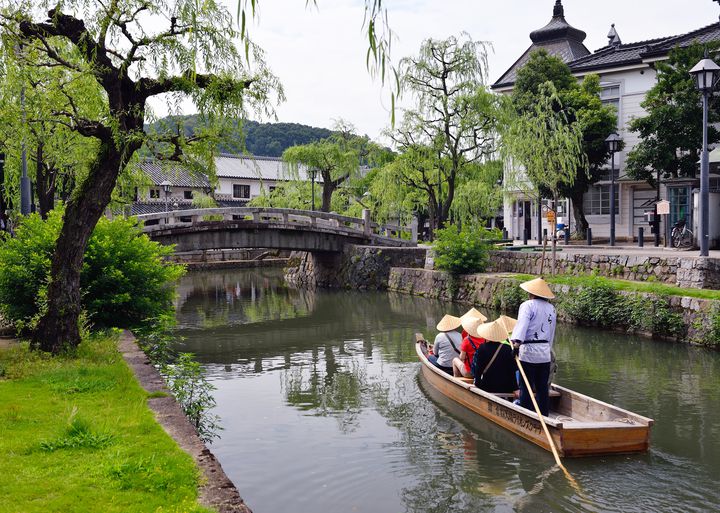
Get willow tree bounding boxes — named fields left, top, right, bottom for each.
left=391, top=33, right=502, bottom=238
left=1, top=1, right=280, bottom=353
left=283, top=124, right=385, bottom=213
left=0, top=40, right=103, bottom=218
left=502, top=82, right=586, bottom=274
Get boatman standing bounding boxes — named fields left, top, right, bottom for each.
left=510, top=278, right=556, bottom=417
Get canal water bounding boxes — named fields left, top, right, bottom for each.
left=174, top=268, right=720, bottom=513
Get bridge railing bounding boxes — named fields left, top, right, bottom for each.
left=135, top=207, right=418, bottom=243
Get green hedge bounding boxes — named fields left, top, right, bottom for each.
left=559, top=278, right=685, bottom=339
left=433, top=225, right=495, bottom=276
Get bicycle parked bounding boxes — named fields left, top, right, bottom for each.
left=671, top=218, right=694, bottom=248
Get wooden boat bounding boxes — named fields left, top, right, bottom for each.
left=416, top=334, right=654, bottom=457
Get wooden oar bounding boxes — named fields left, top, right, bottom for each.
left=515, top=355, right=577, bottom=486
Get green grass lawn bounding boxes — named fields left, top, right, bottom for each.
left=512, top=273, right=720, bottom=301
left=0, top=334, right=213, bottom=513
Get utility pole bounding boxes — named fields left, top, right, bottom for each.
left=18, top=45, right=31, bottom=215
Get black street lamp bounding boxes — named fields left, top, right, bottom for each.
left=309, top=168, right=317, bottom=211
left=160, top=180, right=171, bottom=217
left=604, top=132, right=622, bottom=246
left=689, top=51, right=720, bottom=257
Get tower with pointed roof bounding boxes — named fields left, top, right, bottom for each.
left=492, top=0, right=590, bottom=90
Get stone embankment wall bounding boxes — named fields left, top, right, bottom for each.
left=284, top=245, right=427, bottom=290
left=388, top=268, right=719, bottom=346
left=487, top=251, right=720, bottom=290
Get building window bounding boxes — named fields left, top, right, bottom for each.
left=233, top=184, right=250, bottom=199
left=150, top=189, right=160, bottom=199
left=597, top=167, right=620, bottom=182
left=583, top=184, right=618, bottom=215
left=184, top=190, right=193, bottom=200
left=600, top=84, right=621, bottom=128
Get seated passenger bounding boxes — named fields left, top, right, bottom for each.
left=459, top=307, right=487, bottom=339
left=428, top=314, right=462, bottom=375
left=452, top=316, right=485, bottom=378
left=473, top=320, right=518, bottom=394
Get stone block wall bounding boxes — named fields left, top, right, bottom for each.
left=284, top=245, right=428, bottom=290
left=388, top=267, right=719, bottom=346
left=487, top=251, right=720, bottom=290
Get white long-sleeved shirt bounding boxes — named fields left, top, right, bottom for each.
left=510, top=298, right=556, bottom=364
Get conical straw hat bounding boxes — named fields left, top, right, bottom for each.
left=463, top=316, right=485, bottom=339
left=460, top=307, right=487, bottom=324
left=495, top=315, right=517, bottom=334
left=436, top=314, right=462, bottom=332
left=519, top=277, right=555, bottom=300
left=476, top=320, right=511, bottom=343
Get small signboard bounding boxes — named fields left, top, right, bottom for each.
left=656, top=200, right=670, bottom=215
left=546, top=210, right=556, bottom=223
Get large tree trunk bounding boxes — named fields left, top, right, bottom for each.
left=32, top=143, right=123, bottom=353
left=0, top=152, right=7, bottom=219
left=569, top=190, right=589, bottom=238
left=35, top=142, right=56, bottom=219
left=320, top=182, right=335, bottom=212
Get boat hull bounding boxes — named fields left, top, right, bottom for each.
left=416, top=338, right=652, bottom=457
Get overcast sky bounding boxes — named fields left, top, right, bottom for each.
left=211, top=0, right=720, bottom=141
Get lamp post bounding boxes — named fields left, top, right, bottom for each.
left=17, top=45, right=31, bottom=216
left=309, top=168, right=317, bottom=211
left=160, top=180, right=171, bottom=223
left=604, top=133, right=622, bottom=246
left=689, top=51, right=720, bottom=257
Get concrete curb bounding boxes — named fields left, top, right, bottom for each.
left=118, top=330, right=251, bottom=513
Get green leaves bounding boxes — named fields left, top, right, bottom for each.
left=503, top=81, right=587, bottom=197
left=0, top=207, right=185, bottom=332
left=626, top=42, right=720, bottom=183
left=432, top=224, right=494, bottom=277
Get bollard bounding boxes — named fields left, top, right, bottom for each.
left=638, top=227, right=644, bottom=248
left=523, top=228, right=528, bottom=245
left=587, top=228, right=592, bottom=246
left=502, top=227, right=508, bottom=240
left=543, top=228, right=547, bottom=242
left=564, top=228, right=570, bottom=245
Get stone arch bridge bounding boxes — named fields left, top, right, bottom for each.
left=137, top=207, right=417, bottom=252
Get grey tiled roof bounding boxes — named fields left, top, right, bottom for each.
left=494, top=40, right=590, bottom=88
left=128, top=200, right=196, bottom=216
left=215, top=153, right=317, bottom=182
left=138, top=161, right=211, bottom=188
left=569, top=23, right=720, bottom=73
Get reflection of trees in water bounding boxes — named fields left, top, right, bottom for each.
left=555, top=325, right=720, bottom=465
left=282, top=344, right=366, bottom=433
left=175, top=269, right=314, bottom=329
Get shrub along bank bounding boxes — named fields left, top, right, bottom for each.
left=0, top=333, right=213, bottom=513
left=387, top=268, right=720, bottom=347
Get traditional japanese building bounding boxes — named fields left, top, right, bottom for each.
left=493, top=0, right=720, bottom=246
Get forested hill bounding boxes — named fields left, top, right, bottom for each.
left=150, top=115, right=333, bottom=157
